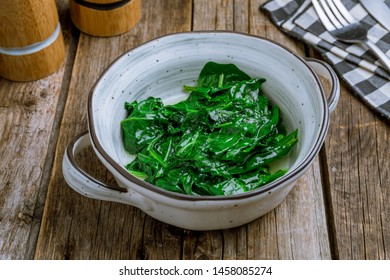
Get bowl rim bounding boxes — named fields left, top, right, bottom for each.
left=87, top=30, right=330, bottom=201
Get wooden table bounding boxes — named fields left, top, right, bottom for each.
left=1, top=0, right=389, bottom=260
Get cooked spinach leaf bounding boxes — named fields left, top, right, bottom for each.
left=121, top=62, right=298, bottom=196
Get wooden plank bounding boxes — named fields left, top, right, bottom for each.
left=181, top=0, right=242, bottom=260
left=34, top=0, right=331, bottom=260
left=0, top=0, right=77, bottom=260
left=34, top=0, right=193, bottom=260
left=192, top=0, right=233, bottom=30
left=322, top=82, right=390, bottom=259
left=250, top=0, right=330, bottom=259
left=181, top=0, right=331, bottom=260
left=180, top=0, right=239, bottom=261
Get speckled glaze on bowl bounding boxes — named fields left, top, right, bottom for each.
left=62, top=32, right=339, bottom=230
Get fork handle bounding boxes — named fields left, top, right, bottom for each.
left=364, top=40, right=390, bottom=73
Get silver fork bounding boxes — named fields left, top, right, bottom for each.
left=312, top=0, right=390, bottom=72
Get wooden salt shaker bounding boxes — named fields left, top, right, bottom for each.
left=0, top=0, right=65, bottom=82
left=69, top=0, right=141, bottom=37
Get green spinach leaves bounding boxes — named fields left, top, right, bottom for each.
left=121, top=62, right=298, bottom=196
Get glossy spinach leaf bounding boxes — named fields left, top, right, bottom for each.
left=198, top=61, right=251, bottom=88
left=121, top=62, right=298, bottom=196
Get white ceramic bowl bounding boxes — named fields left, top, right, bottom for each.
left=63, top=32, right=339, bottom=230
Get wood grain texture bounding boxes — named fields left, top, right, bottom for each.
left=0, top=0, right=65, bottom=81
left=69, top=0, right=141, bottom=37
left=33, top=0, right=331, bottom=260
left=322, top=82, right=390, bottom=259
left=0, top=0, right=75, bottom=260
left=0, top=32, right=65, bottom=82
left=184, top=0, right=331, bottom=260
left=0, top=0, right=59, bottom=47
left=35, top=0, right=193, bottom=260
left=193, top=0, right=233, bottom=30
left=4, top=0, right=387, bottom=261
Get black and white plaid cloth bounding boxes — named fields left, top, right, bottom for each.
left=261, top=0, right=390, bottom=122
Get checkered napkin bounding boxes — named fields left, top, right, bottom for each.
left=260, top=0, right=390, bottom=122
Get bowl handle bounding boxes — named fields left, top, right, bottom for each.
left=306, top=58, right=340, bottom=113
left=62, top=131, right=153, bottom=211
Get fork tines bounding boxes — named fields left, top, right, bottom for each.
left=312, top=0, right=356, bottom=31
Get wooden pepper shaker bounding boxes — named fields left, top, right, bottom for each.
left=0, top=0, right=65, bottom=82
left=69, top=0, right=141, bottom=37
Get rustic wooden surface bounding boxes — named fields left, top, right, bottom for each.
left=0, top=0, right=389, bottom=260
